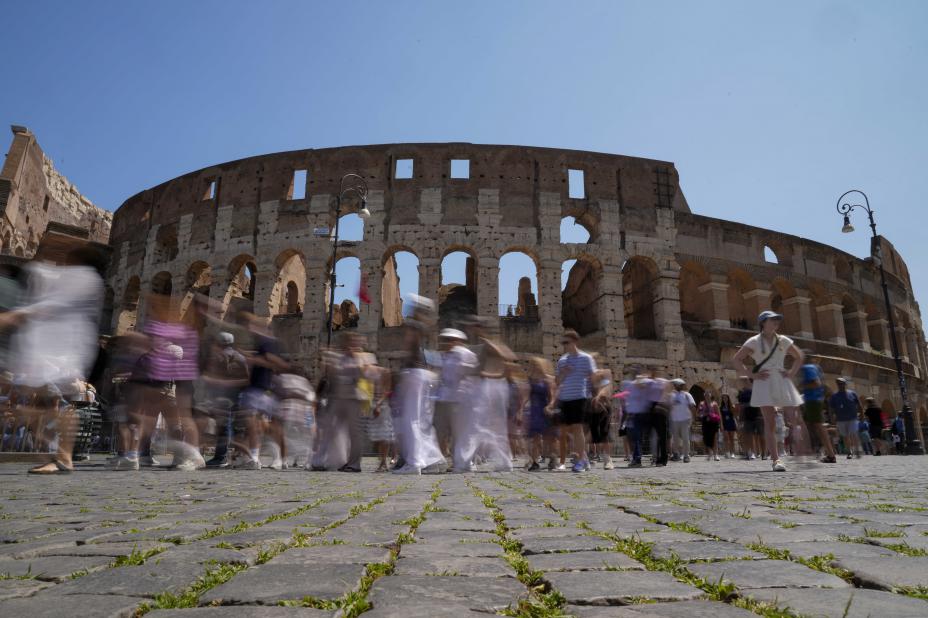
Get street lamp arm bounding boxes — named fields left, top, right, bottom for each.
left=836, top=189, right=872, bottom=217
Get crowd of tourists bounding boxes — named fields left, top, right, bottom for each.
left=0, top=244, right=910, bottom=475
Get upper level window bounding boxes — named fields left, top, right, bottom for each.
left=568, top=169, right=585, bottom=199
left=290, top=169, right=307, bottom=200
left=450, top=159, right=470, bottom=179
left=763, top=246, right=779, bottom=264
left=395, top=159, right=414, bottom=179
left=202, top=178, right=217, bottom=201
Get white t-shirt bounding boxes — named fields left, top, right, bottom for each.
left=437, top=345, right=478, bottom=403
left=669, top=390, right=696, bottom=422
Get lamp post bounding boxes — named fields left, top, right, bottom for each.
left=837, top=189, right=924, bottom=454
left=326, top=173, right=370, bottom=346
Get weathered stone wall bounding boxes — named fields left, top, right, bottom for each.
left=106, top=143, right=928, bottom=441
left=0, top=126, right=111, bottom=257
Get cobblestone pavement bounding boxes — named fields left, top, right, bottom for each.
left=2, top=456, right=928, bottom=617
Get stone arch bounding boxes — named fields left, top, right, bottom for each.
left=763, top=245, right=779, bottom=264
left=225, top=254, right=257, bottom=316
left=269, top=250, right=306, bottom=317
left=499, top=249, right=539, bottom=320
left=116, top=276, right=141, bottom=334
left=562, top=253, right=602, bottom=336
left=382, top=247, right=420, bottom=327
left=153, top=224, right=179, bottom=263
left=690, top=382, right=719, bottom=407
left=151, top=271, right=173, bottom=296
left=560, top=216, right=592, bottom=244
left=180, top=261, right=211, bottom=319
left=678, top=260, right=713, bottom=323
left=440, top=247, right=477, bottom=325
left=842, top=295, right=863, bottom=348
left=623, top=256, right=659, bottom=340
left=727, top=269, right=755, bottom=330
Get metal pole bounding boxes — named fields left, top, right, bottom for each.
left=838, top=190, right=923, bottom=454
left=326, top=194, right=341, bottom=347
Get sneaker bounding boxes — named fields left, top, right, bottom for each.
left=268, top=459, right=284, bottom=471
left=528, top=462, right=540, bottom=471
left=628, top=460, right=642, bottom=468
left=139, top=455, right=160, bottom=467
left=603, top=457, right=614, bottom=470
left=749, top=453, right=757, bottom=460
left=670, top=454, right=681, bottom=462
left=846, top=453, right=853, bottom=460
left=821, top=456, right=837, bottom=463
left=761, top=454, right=768, bottom=460
left=556, top=464, right=567, bottom=471
left=174, top=459, right=199, bottom=472
left=683, top=456, right=690, bottom=463
left=205, top=457, right=230, bottom=468
left=107, top=456, right=139, bottom=471
left=392, top=464, right=422, bottom=475
left=236, top=458, right=261, bottom=470
left=547, top=458, right=556, bottom=471
left=772, top=460, right=787, bottom=472
left=714, top=455, right=720, bottom=461
left=571, top=461, right=586, bottom=473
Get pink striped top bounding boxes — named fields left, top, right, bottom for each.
left=143, top=320, right=200, bottom=381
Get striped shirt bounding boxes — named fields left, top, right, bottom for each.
left=556, top=350, right=597, bottom=401
left=143, top=320, right=200, bottom=382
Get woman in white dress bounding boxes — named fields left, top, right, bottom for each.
left=732, top=310, right=804, bottom=472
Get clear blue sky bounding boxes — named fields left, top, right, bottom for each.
left=2, top=1, right=927, bottom=316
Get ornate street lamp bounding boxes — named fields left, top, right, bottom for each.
left=837, top=189, right=923, bottom=454
left=326, top=173, right=370, bottom=346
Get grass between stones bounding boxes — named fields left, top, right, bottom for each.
left=468, top=480, right=568, bottom=618
left=132, top=486, right=403, bottom=616
left=282, top=480, right=443, bottom=617
left=744, top=543, right=855, bottom=584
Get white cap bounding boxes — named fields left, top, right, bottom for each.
left=439, top=328, right=467, bottom=341
left=671, top=378, right=686, bottom=386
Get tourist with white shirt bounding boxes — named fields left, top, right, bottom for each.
left=668, top=379, right=697, bottom=462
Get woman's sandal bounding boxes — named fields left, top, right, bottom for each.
left=28, top=460, right=73, bottom=475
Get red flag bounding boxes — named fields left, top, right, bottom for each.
left=358, top=271, right=371, bottom=305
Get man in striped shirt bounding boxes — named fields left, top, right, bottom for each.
left=552, top=329, right=596, bottom=473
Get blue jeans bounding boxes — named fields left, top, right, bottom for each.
left=210, top=398, right=236, bottom=462
left=626, top=413, right=645, bottom=463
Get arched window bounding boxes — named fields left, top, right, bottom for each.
left=180, top=261, right=211, bottom=319
left=727, top=270, right=754, bottom=330
left=285, top=281, right=300, bottom=314
left=116, top=276, right=141, bottom=334
left=439, top=250, right=477, bottom=325
left=499, top=251, right=538, bottom=320
left=560, top=216, right=591, bottom=244
left=151, top=271, right=173, bottom=296
left=623, top=257, right=658, bottom=340
left=562, top=257, right=601, bottom=336
left=382, top=250, right=420, bottom=327
left=326, top=256, right=361, bottom=330
left=763, top=245, right=779, bottom=264
left=269, top=251, right=306, bottom=317
left=678, top=261, right=712, bottom=323
left=224, top=255, right=258, bottom=316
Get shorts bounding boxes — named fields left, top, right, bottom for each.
left=837, top=420, right=858, bottom=438
left=559, top=399, right=589, bottom=426
left=743, top=415, right=763, bottom=435
left=239, top=388, right=278, bottom=415
left=587, top=408, right=611, bottom=444
left=802, top=400, right=825, bottom=424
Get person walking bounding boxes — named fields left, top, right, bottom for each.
left=550, top=329, right=596, bottom=473
left=731, top=311, right=805, bottom=472
left=798, top=359, right=837, bottom=463
left=719, top=393, right=738, bottom=459
left=668, top=379, right=696, bottom=462
left=524, top=357, right=555, bottom=471
left=621, top=372, right=670, bottom=467
left=435, top=329, right=477, bottom=457
left=891, top=411, right=906, bottom=454
left=588, top=364, right=615, bottom=470
left=736, top=376, right=764, bottom=460
left=829, top=378, right=863, bottom=459
left=699, top=392, right=721, bottom=461
left=858, top=418, right=874, bottom=455
left=863, top=398, right=887, bottom=455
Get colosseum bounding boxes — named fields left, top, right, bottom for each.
left=106, top=143, right=928, bottom=445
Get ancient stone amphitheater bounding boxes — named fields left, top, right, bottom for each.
left=107, top=143, right=928, bottom=440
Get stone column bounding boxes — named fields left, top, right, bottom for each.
left=895, top=327, right=910, bottom=362
left=742, top=288, right=772, bottom=322
left=477, top=257, right=500, bottom=330
left=654, top=268, right=682, bottom=341
left=419, top=257, right=441, bottom=306
left=697, top=279, right=730, bottom=328
left=849, top=310, right=872, bottom=351
left=357, top=257, right=383, bottom=352
left=868, top=318, right=888, bottom=352
left=600, top=262, right=628, bottom=371
left=250, top=265, right=277, bottom=320
left=816, top=303, right=846, bottom=345
left=538, top=259, right=564, bottom=361
left=783, top=295, right=814, bottom=339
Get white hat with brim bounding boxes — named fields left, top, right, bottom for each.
left=439, top=328, right=467, bottom=341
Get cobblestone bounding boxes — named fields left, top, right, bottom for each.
left=0, top=455, right=927, bottom=616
